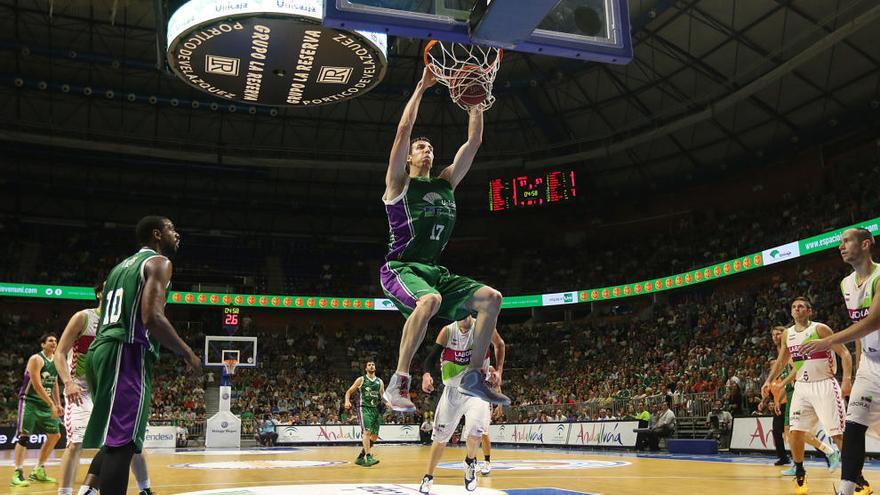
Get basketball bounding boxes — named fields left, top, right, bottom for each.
left=458, top=81, right=488, bottom=107
left=449, top=65, right=488, bottom=107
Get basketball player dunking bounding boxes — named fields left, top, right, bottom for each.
left=801, top=227, right=880, bottom=495
left=81, top=216, right=201, bottom=494
left=380, top=66, right=508, bottom=412
left=764, top=297, right=852, bottom=495
left=54, top=282, right=154, bottom=495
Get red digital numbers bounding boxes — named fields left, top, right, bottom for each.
left=489, top=168, right=576, bottom=212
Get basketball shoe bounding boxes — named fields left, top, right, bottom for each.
left=794, top=473, right=808, bottom=495
left=10, top=469, right=30, bottom=487
left=827, top=449, right=842, bottom=471
left=383, top=373, right=416, bottom=413
left=464, top=458, right=477, bottom=491
left=458, top=370, right=510, bottom=405
left=28, top=466, right=55, bottom=483
left=419, top=475, right=433, bottom=494
left=857, top=476, right=873, bottom=495
left=479, top=461, right=491, bottom=475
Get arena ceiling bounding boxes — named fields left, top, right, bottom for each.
left=0, top=0, right=879, bottom=188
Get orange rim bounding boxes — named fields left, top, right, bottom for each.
left=423, top=39, right=439, bottom=67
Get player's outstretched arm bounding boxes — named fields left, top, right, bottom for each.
left=54, top=310, right=87, bottom=406
left=439, top=106, right=483, bottom=189
left=142, top=257, right=201, bottom=374
left=779, top=359, right=796, bottom=388
left=344, top=377, right=363, bottom=409
left=819, top=323, right=853, bottom=395
left=52, top=376, right=62, bottom=418
left=802, top=295, right=880, bottom=354
left=421, top=326, right=449, bottom=393
left=386, top=67, right=437, bottom=200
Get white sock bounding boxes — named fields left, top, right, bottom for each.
left=817, top=442, right=834, bottom=455
left=137, top=477, right=151, bottom=490
left=839, top=480, right=857, bottom=495
left=76, top=485, right=98, bottom=495
left=58, top=488, right=74, bottom=495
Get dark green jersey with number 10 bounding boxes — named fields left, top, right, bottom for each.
left=93, top=248, right=163, bottom=360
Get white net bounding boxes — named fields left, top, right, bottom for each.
left=424, top=40, right=503, bottom=111
left=223, top=359, right=238, bottom=376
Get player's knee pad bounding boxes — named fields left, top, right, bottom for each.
left=842, top=421, right=868, bottom=482
left=17, top=435, right=29, bottom=447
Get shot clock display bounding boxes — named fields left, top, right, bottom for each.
left=489, top=168, right=576, bottom=212
left=222, top=306, right=240, bottom=335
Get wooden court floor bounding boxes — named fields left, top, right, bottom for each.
left=1, top=444, right=874, bottom=495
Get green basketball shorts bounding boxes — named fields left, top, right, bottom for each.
left=16, top=399, right=60, bottom=435
left=359, top=405, right=381, bottom=435
left=379, top=261, right=484, bottom=321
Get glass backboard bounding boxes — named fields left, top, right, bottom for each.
left=323, top=0, right=632, bottom=63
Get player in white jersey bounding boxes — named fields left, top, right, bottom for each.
left=53, top=282, right=153, bottom=495
left=418, top=315, right=504, bottom=494
left=801, top=227, right=880, bottom=495
left=764, top=297, right=852, bottom=495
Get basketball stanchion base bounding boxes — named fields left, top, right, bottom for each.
left=206, top=385, right=241, bottom=448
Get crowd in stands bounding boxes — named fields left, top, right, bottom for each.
left=0, top=247, right=863, bottom=435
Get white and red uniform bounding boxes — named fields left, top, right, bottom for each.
left=64, top=308, right=98, bottom=443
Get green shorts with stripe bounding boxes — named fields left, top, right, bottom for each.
left=360, top=405, right=381, bottom=435
left=379, top=261, right=484, bottom=321
left=82, top=340, right=155, bottom=453
left=17, top=399, right=60, bottom=435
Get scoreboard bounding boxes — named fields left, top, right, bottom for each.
left=222, top=306, right=240, bottom=334
left=489, top=168, right=577, bottom=212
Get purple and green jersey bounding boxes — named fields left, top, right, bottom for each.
left=384, top=176, right=457, bottom=264
left=19, top=351, right=57, bottom=406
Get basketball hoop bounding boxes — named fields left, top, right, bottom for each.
left=424, top=40, right=502, bottom=111
left=222, top=358, right=238, bottom=376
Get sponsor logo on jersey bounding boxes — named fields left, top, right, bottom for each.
left=423, top=192, right=442, bottom=205
left=849, top=308, right=870, bottom=321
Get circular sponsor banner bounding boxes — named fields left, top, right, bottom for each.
left=166, top=0, right=388, bottom=107
left=438, top=459, right=629, bottom=470
left=172, top=484, right=506, bottom=495
left=172, top=448, right=305, bottom=456
left=171, top=460, right=343, bottom=470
